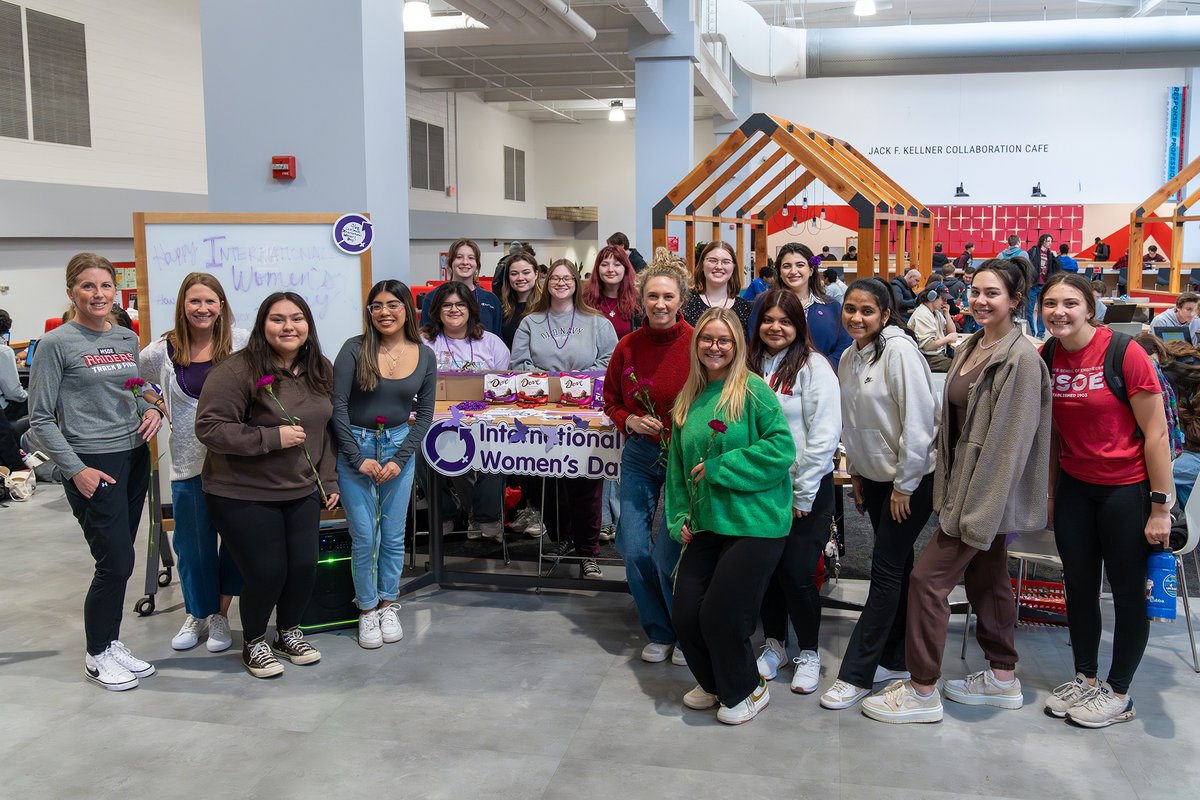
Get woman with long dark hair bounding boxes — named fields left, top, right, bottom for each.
left=681, top=242, right=753, bottom=330
left=140, top=272, right=247, bottom=653
left=29, top=253, right=165, bottom=691
left=196, top=292, right=340, bottom=678
left=1038, top=271, right=1171, bottom=727
left=668, top=307, right=794, bottom=724
left=748, top=289, right=841, bottom=695
left=750, top=242, right=852, bottom=370
left=819, top=278, right=938, bottom=713
left=583, top=244, right=641, bottom=340
left=498, top=251, right=541, bottom=350
left=864, top=259, right=1051, bottom=724
left=333, top=280, right=436, bottom=649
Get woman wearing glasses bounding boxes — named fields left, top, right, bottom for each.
left=512, top=259, right=618, bottom=579
left=332, top=281, right=436, bottom=650
left=682, top=242, right=753, bottom=331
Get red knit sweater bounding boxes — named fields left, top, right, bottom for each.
left=603, top=317, right=693, bottom=445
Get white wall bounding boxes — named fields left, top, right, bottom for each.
left=406, top=87, right=458, bottom=214
left=751, top=68, right=1186, bottom=205
left=0, top=0, right=206, bottom=194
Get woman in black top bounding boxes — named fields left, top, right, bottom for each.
left=498, top=251, right=540, bottom=349
left=682, top=242, right=753, bottom=331
left=332, top=280, right=436, bottom=650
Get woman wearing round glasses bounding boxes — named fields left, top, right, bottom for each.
left=682, top=242, right=753, bottom=331
left=512, top=259, right=618, bottom=579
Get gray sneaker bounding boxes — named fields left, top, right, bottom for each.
left=861, top=680, right=943, bottom=724
left=1065, top=682, right=1136, bottom=728
left=943, top=670, right=1023, bottom=709
left=1044, top=673, right=1098, bottom=718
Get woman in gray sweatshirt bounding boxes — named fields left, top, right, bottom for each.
left=511, top=259, right=617, bottom=579
left=28, top=253, right=165, bottom=692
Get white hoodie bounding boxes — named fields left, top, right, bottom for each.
left=761, top=350, right=842, bottom=512
left=837, top=326, right=939, bottom=494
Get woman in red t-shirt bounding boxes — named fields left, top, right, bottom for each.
left=583, top=245, right=640, bottom=341
left=1039, top=272, right=1173, bottom=728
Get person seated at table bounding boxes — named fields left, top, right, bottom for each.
left=907, top=283, right=957, bottom=373
left=421, top=238, right=502, bottom=336
left=420, top=282, right=510, bottom=544
left=1091, top=281, right=1108, bottom=322
left=0, top=309, right=28, bottom=422
left=512, top=259, right=617, bottom=580
left=1150, top=292, right=1200, bottom=341
left=740, top=266, right=776, bottom=302
left=843, top=246, right=858, bottom=262
left=1058, top=244, right=1079, bottom=273
left=1143, top=245, right=1167, bottom=265
left=890, top=269, right=922, bottom=321
left=823, top=267, right=847, bottom=303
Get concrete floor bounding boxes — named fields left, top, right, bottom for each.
left=1, top=484, right=1198, bottom=799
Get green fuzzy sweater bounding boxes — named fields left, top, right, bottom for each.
left=666, top=375, right=796, bottom=541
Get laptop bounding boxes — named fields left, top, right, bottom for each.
left=1103, top=303, right=1138, bottom=323
left=24, top=338, right=37, bottom=366
left=1154, top=326, right=1192, bottom=344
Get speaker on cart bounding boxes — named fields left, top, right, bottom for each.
left=299, top=525, right=359, bottom=633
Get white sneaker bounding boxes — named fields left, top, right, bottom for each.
left=717, top=680, right=770, bottom=725
left=85, top=649, right=138, bottom=691
left=466, top=518, right=483, bottom=540
left=874, top=665, right=911, bottom=683
left=683, top=684, right=719, bottom=710
left=358, top=610, right=383, bottom=649
left=756, top=637, right=787, bottom=680
left=479, top=521, right=503, bottom=542
left=379, top=604, right=403, bottom=643
left=1044, top=673, right=1098, bottom=718
left=206, top=614, right=233, bottom=653
left=510, top=508, right=533, bottom=533
left=820, top=679, right=871, bottom=710
left=641, top=642, right=672, bottom=663
left=172, top=614, right=207, bottom=650
left=791, top=650, right=821, bottom=695
left=861, top=680, right=943, bottom=724
left=108, top=640, right=155, bottom=678
left=1065, top=682, right=1136, bottom=728
left=524, top=509, right=545, bottom=538
left=671, top=645, right=687, bottom=666
left=943, top=670, right=1023, bottom=709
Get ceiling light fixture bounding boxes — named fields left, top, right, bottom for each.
left=1031, top=182, right=1047, bottom=198
left=954, top=182, right=969, bottom=198
left=403, top=0, right=432, bottom=28
left=854, top=0, right=878, bottom=17
left=801, top=196, right=808, bottom=210
left=608, top=100, right=626, bottom=122
left=791, top=211, right=799, bottom=230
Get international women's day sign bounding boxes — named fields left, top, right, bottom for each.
left=422, top=417, right=624, bottom=480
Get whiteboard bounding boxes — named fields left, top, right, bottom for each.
left=133, top=213, right=371, bottom=353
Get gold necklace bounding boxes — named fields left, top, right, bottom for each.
left=379, top=341, right=407, bottom=375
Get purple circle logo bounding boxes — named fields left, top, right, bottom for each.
left=333, top=213, right=373, bottom=255
left=422, top=419, right=476, bottom=476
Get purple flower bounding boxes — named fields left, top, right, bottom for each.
left=807, top=256, right=822, bottom=269
left=123, top=378, right=145, bottom=390
left=622, top=366, right=636, bottom=380
left=708, top=419, right=728, bottom=434
left=255, top=375, right=275, bottom=389
left=375, top=415, right=388, bottom=426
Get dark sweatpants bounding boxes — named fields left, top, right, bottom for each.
left=62, top=446, right=151, bottom=655
left=674, top=531, right=785, bottom=707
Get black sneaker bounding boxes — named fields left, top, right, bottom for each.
left=580, top=559, right=603, bottom=580
left=541, top=540, right=574, bottom=561
left=272, top=628, right=321, bottom=665
left=243, top=638, right=284, bottom=678
left=599, top=524, right=616, bottom=543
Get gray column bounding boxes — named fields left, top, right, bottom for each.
left=200, top=0, right=409, bottom=280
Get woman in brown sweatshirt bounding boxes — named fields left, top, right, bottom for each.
left=196, top=292, right=340, bottom=679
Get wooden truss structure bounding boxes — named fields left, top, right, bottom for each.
left=652, top=113, right=932, bottom=281
left=1128, top=152, right=1200, bottom=294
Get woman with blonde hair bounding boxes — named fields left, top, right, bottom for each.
left=667, top=307, right=795, bottom=725
left=140, top=272, right=248, bottom=653
left=681, top=242, right=753, bottom=330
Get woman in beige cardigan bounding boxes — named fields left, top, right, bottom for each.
left=861, top=259, right=1051, bottom=724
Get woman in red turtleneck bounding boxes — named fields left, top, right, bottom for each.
left=603, top=251, right=694, bottom=666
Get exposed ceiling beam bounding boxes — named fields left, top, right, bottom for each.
left=416, top=47, right=581, bottom=123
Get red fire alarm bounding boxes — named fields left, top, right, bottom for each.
left=271, top=155, right=297, bottom=180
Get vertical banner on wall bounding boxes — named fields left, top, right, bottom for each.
left=1165, top=86, right=1187, bottom=202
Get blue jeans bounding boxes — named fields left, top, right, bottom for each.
left=1027, top=283, right=1044, bottom=337
left=172, top=475, right=242, bottom=618
left=601, top=478, right=620, bottom=529
left=615, top=435, right=682, bottom=644
left=336, top=425, right=417, bottom=610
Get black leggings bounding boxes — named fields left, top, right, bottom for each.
left=62, top=446, right=150, bottom=655
left=674, top=531, right=785, bottom=707
left=1053, top=472, right=1151, bottom=695
left=759, top=472, right=835, bottom=650
left=206, top=492, right=320, bottom=643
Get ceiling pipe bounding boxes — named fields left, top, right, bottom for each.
left=715, top=0, right=1200, bottom=81
left=509, top=0, right=598, bottom=41
left=442, top=0, right=525, bottom=31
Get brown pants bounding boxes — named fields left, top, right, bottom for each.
left=905, top=529, right=1017, bottom=684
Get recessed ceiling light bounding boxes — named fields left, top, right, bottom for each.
left=854, top=0, right=878, bottom=16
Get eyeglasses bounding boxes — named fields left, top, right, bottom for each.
left=704, top=257, right=735, bottom=268
left=441, top=302, right=468, bottom=311
left=698, top=335, right=735, bottom=350
left=549, top=276, right=576, bottom=284
left=368, top=301, right=404, bottom=314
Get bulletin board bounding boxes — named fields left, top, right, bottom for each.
left=131, top=212, right=373, bottom=349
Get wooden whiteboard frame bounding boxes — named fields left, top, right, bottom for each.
left=131, top=212, right=374, bottom=349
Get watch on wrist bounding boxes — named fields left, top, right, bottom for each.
left=1150, top=491, right=1172, bottom=506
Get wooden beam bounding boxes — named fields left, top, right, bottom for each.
left=714, top=148, right=786, bottom=214
left=918, top=223, right=934, bottom=276
left=736, top=224, right=746, bottom=277
left=652, top=227, right=667, bottom=255
left=662, top=130, right=750, bottom=211
left=742, top=165, right=811, bottom=217
left=755, top=225, right=768, bottom=278
left=1170, top=224, right=1185, bottom=293
left=895, top=221, right=908, bottom=284
left=878, top=220, right=891, bottom=282
left=667, top=214, right=760, bottom=225
left=712, top=221, right=721, bottom=244
left=841, top=142, right=926, bottom=214
left=760, top=170, right=819, bottom=222
left=686, top=135, right=771, bottom=213
left=767, top=123, right=875, bottom=205
left=857, top=227, right=875, bottom=277
left=685, top=221, right=696, bottom=277
left=811, top=134, right=901, bottom=210
left=1138, top=152, right=1200, bottom=212
left=1127, top=211, right=1145, bottom=293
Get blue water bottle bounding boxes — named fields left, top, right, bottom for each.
left=1146, top=547, right=1178, bottom=623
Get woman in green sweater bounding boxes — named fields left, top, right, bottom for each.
left=667, top=306, right=796, bottom=725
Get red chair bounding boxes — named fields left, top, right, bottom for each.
left=44, top=317, right=64, bottom=333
